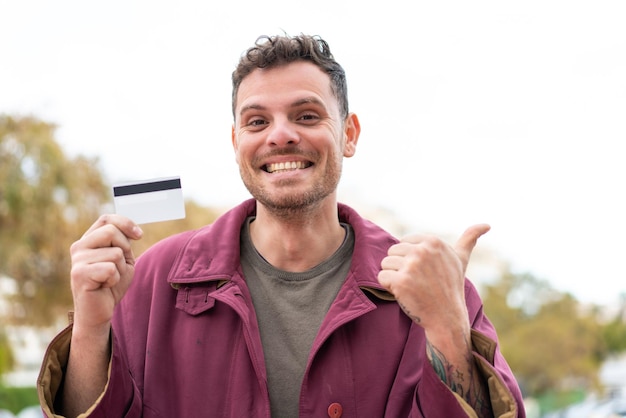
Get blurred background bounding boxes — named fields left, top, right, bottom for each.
left=1, top=1, right=625, bottom=416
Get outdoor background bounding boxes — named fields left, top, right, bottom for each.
left=1, top=1, right=625, bottom=417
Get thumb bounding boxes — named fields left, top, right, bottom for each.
left=454, top=223, right=491, bottom=274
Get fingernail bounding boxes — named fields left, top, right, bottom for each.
left=133, top=226, right=143, bottom=237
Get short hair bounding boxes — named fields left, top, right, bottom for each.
left=232, top=34, right=349, bottom=119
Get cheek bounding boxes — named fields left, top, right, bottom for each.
left=234, top=142, right=254, bottom=167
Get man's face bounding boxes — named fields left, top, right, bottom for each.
left=232, top=61, right=359, bottom=214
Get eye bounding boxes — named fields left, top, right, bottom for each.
left=297, top=112, right=320, bottom=124
left=247, top=118, right=268, bottom=128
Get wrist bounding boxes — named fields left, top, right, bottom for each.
left=425, top=322, right=472, bottom=362
left=71, top=320, right=111, bottom=346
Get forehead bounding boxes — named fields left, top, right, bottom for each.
left=235, top=61, right=338, bottom=115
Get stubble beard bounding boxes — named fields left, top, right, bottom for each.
left=240, top=157, right=343, bottom=221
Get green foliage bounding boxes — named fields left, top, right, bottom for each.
left=0, top=385, right=38, bottom=414
left=603, top=319, right=626, bottom=353
left=0, top=330, right=15, bottom=377
left=482, top=270, right=608, bottom=398
left=536, top=389, right=586, bottom=414
left=602, top=296, right=626, bottom=354
left=0, top=114, right=110, bottom=326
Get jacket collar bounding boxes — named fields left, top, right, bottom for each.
left=167, top=199, right=397, bottom=297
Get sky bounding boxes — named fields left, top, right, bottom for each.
left=1, top=0, right=625, bottom=306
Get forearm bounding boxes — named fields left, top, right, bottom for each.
left=59, top=325, right=111, bottom=418
left=426, top=329, right=493, bottom=418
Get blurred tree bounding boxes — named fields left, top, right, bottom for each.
left=0, top=115, right=109, bottom=326
left=482, top=271, right=607, bottom=397
left=0, top=329, right=15, bottom=378
left=602, top=294, right=626, bottom=354
left=1, top=114, right=223, bottom=327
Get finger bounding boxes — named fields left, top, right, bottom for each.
left=396, top=234, right=430, bottom=245
left=93, top=246, right=131, bottom=274
left=77, top=223, right=134, bottom=256
left=454, top=223, right=491, bottom=273
left=380, top=255, right=404, bottom=271
left=83, top=214, right=143, bottom=241
left=377, top=270, right=396, bottom=292
left=71, top=228, right=138, bottom=282
left=91, top=262, right=122, bottom=289
left=72, top=260, right=121, bottom=292
left=72, top=247, right=127, bottom=284
left=386, top=241, right=418, bottom=257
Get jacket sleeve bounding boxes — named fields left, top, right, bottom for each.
left=37, top=230, right=196, bottom=418
left=37, top=324, right=142, bottom=418
left=414, top=280, right=526, bottom=418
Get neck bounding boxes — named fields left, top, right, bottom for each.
left=250, top=199, right=345, bottom=272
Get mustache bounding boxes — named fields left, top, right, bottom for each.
left=252, top=147, right=318, bottom=165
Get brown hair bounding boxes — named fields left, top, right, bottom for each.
left=232, top=34, right=349, bottom=119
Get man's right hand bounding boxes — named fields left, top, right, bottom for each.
left=70, top=214, right=143, bottom=335
left=60, top=215, right=143, bottom=417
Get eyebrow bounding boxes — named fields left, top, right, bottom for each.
left=238, top=103, right=265, bottom=118
left=238, top=96, right=327, bottom=118
left=292, top=97, right=325, bottom=108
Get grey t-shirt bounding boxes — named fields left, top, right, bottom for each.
left=240, top=217, right=355, bottom=418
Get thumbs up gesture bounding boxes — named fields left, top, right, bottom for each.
left=377, top=224, right=490, bottom=330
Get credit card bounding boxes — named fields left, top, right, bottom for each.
left=113, top=176, right=186, bottom=224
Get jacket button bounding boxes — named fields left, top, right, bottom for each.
left=328, top=402, right=343, bottom=418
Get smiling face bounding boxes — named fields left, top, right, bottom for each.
left=232, top=61, right=360, bottom=216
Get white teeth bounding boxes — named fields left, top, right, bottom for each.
left=266, top=161, right=307, bottom=173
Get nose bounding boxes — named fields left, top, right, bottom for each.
left=265, top=117, right=300, bottom=147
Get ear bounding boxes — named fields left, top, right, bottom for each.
left=342, top=113, right=361, bottom=158
left=343, top=113, right=361, bottom=158
left=231, top=125, right=240, bottom=163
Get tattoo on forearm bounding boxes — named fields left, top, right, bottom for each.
left=397, top=302, right=493, bottom=415
left=427, top=342, right=465, bottom=394
left=426, top=341, right=493, bottom=417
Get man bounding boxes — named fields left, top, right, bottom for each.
left=38, top=34, right=525, bottom=417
